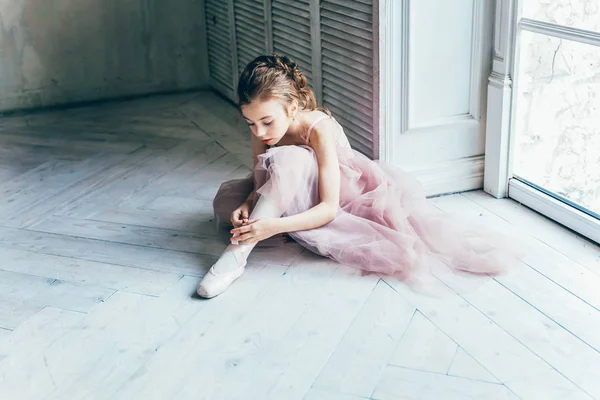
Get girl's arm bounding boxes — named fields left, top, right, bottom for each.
left=273, top=119, right=341, bottom=234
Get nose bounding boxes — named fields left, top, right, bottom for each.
left=256, top=126, right=267, bottom=138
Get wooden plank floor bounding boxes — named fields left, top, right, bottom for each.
left=1, top=91, right=599, bottom=400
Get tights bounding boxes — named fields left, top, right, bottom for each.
left=212, top=196, right=284, bottom=274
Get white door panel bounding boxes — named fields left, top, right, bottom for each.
left=379, top=0, right=494, bottom=196
left=408, top=0, right=474, bottom=126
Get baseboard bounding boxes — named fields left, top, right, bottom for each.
left=0, top=86, right=211, bottom=117
left=407, top=155, right=486, bottom=198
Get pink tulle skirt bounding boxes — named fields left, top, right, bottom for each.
left=213, top=144, right=524, bottom=288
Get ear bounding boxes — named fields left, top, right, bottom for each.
left=288, top=100, right=298, bottom=118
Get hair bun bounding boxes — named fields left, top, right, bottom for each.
left=274, top=55, right=296, bottom=76
left=271, top=54, right=307, bottom=90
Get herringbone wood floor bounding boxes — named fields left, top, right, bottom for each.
left=1, top=92, right=599, bottom=400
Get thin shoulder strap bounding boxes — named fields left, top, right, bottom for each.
left=306, top=115, right=331, bottom=139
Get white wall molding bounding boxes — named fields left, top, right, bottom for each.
left=414, top=155, right=486, bottom=198
left=483, top=0, right=518, bottom=198
left=377, top=0, right=409, bottom=163
left=372, top=0, right=381, bottom=158
left=468, top=0, right=494, bottom=122
left=519, top=18, right=600, bottom=46
left=399, top=0, right=410, bottom=136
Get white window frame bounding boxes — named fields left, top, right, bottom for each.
left=483, top=0, right=600, bottom=244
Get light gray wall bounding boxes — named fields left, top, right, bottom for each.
left=0, top=0, right=209, bottom=112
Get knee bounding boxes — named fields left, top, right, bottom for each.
left=270, top=146, right=314, bottom=168
left=212, top=178, right=253, bottom=227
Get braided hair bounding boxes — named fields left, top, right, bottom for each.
left=237, top=54, right=324, bottom=115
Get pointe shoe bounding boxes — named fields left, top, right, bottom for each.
left=196, top=261, right=246, bottom=299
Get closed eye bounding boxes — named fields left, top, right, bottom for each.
left=264, top=121, right=273, bottom=126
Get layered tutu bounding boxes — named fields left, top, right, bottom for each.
left=213, top=127, right=525, bottom=288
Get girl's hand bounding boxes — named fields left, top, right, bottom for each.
left=230, top=218, right=280, bottom=245
left=230, top=201, right=251, bottom=228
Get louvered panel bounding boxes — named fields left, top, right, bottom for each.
left=321, top=26, right=372, bottom=54
left=322, top=54, right=372, bottom=89
left=272, top=32, right=312, bottom=60
left=321, top=0, right=375, bottom=158
left=323, top=96, right=372, bottom=135
left=209, top=54, right=230, bottom=76
left=332, top=112, right=374, bottom=147
left=320, top=16, right=371, bottom=40
left=347, top=135, right=373, bottom=157
left=321, top=30, right=372, bottom=57
left=211, top=65, right=234, bottom=90
left=323, top=89, right=373, bottom=124
left=321, top=3, right=372, bottom=24
left=322, top=40, right=372, bottom=68
left=234, top=0, right=267, bottom=76
left=207, top=33, right=231, bottom=56
left=273, top=3, right=310, bottom=19
left=238, top=48, right=259, bottom=68
left=205, top=0, right=234, bottom=96
left=323, top=70, right=372, bottom=96
left=237, top=33, right=262, bottom=50
left=322, top=49, right=371, bottom=76
left=209, top=47, right=233, bottom=71
left=272, top=14, right=312, bottom=36
left=324, top=76, right=374, bottom=110
left=206, top=3, right=229, bottom=19
left=326, top=0, right=372, bottom=13
left=272, top=0, right=313, bottom=88
left=235, top=1, right=264, bottom=17
left=272, top=41, right=314, bottom=80
left=273, top=24, right=312, bottom=46
left=235, top=8, right=263, bottom=25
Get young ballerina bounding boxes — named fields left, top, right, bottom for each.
left=196, top=54, right=523, bottom=298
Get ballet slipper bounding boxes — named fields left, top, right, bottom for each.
left=196, top=246, right=248, bottom=298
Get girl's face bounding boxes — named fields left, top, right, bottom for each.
left=241, top=99, right=296, bottom=146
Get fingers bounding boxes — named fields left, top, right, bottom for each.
left=234, top=232, right=256, bottom=245
left=230, top=209, right=244, bottom=226
left=230, top=224, right=252, bottom=235
left=231, top=219, right=259, bottom=234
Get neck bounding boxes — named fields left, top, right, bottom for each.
left=286, top=109, right=307, bottom=137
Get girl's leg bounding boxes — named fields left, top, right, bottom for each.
left=197, top=148, right=315, bottom=298
left=210, top=195, right=285, bottom=273
left=196, top=195, right=287, bottom=298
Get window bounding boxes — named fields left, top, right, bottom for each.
left=485, top=0, right=600, bottom=243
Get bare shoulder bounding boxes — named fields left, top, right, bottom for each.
left=305, top=111, right=340, bottom=147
